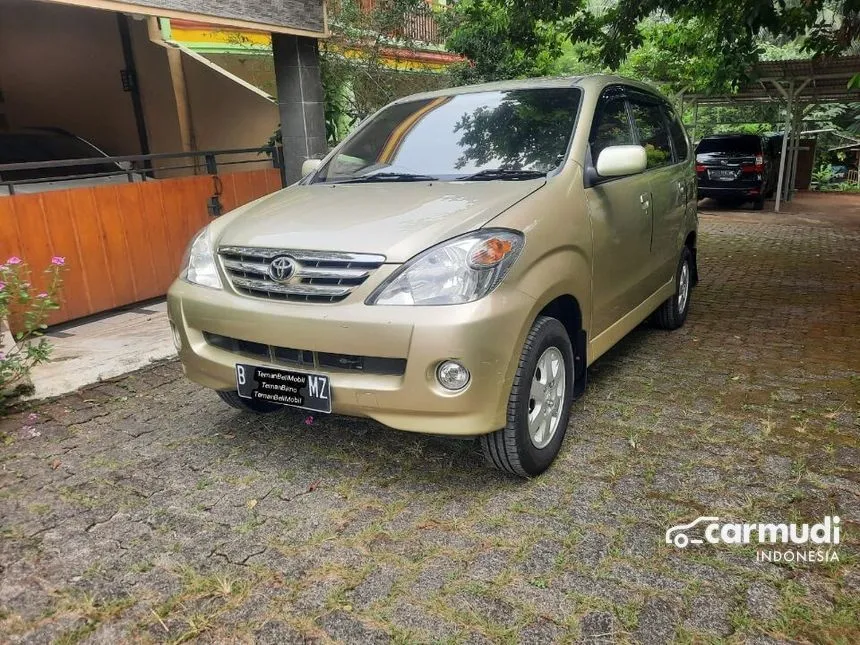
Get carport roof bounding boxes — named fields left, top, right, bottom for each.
left=687, top=55, right=860, bottom=105
left=39, top=0, right=328, bottom=37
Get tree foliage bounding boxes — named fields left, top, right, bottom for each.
left=439, top=0, right=565, bottom=84
left=322, top=0, right=450, bottom=143
left=444, top=0, right=860, bottom=93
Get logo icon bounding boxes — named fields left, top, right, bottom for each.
left=268, top=256, right=296, bottom=283
left=665, top=516, right=720, bottom=548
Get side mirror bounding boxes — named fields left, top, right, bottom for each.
left=595, top=145, right=647, bottom=177
left=301, top=158, right=322, bottom=177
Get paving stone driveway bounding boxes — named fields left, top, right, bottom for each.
left=2, top=210, right=859, bottom=644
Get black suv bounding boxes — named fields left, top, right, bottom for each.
left=695, top=134, right=777, bottom=210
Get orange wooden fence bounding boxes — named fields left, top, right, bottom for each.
left=0, top=168, right=282, bottom=328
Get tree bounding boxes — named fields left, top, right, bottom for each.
left=439, top=0, right=566, bottom=84
left=445, top=0, right=860, bottom=93
left=322, top=0, right=451, bottom=142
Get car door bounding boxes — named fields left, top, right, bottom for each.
left=585, top=87, right=654, bottom=335
left=628, top=94, right=687, bottom=294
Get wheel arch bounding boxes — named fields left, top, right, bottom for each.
left=684, top=229, right=699, bottom=285
left=531, top=293, right=588, bottom=398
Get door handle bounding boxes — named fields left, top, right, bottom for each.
left=640, top=192, right=651, bottom=211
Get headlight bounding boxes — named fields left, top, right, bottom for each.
left=180, top=226, right=222, bottom=289
left=367, top=229, right=524, bottom=306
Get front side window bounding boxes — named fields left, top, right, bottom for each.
left=590, top=96, right=635, bottom=161
left=629, top=100, right=673, bottom=169
left=313, top=88, right=582, bottom=183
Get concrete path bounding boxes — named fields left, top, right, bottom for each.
left=26, top=300, right=175, bottom=400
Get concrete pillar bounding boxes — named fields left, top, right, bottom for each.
left=272, top=33, right=327, bottom=184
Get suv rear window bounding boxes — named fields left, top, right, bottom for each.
left=696, top=136, right=761, bottom=156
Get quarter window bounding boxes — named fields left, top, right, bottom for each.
left=629, top=100, right=673, bottom=169
left=590, top=97, right=635, bottom=162
left=665, top=106, right=689, bottom=161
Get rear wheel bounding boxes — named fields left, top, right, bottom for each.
left=217, top=390, right=282, bottom=413
left=652, top=246, right=693, bottom=330
left=480, top=316, right=575, bottom=478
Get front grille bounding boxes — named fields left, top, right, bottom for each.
left=203, top=332, right=407, bottom=376
left=219, top=246, right=386, bottom=303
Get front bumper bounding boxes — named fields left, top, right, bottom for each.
left=167, top=278, right=536, bottom=436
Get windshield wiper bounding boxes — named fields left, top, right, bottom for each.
left=456, top=169, right=547, bottom=181
left=336, top=172, right=439, bottom=184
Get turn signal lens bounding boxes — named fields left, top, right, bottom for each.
left=468, top=237, right=514, bottom=267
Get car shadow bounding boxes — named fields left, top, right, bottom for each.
left=207, top=400, right=514, bottom=489
left=203, top=323, right=661, bottom=488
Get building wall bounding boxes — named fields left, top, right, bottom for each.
left=180, top=50, right=279, bottom=170
left=131, top=19, right=184, bottom=159
left=0, top=0, right=143, bottom=155
left=0, top=0, right=279, bottom=174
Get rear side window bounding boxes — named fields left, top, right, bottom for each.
left=590, top=97, right=635, bottom=161
left=696, top=136, right=761, bottom=155
left=629, top=100, right=673, bottom=169
left=665, top=107, right=689, bottom=161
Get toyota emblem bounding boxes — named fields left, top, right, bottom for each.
left=268, top=256, right=296, bottom=283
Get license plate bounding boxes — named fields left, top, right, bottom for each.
left=236, top=364, right=332, bottom=413
left=709, top=168, right=737, bottom=181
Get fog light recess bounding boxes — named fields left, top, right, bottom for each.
left=437, top=360, right=470, bottom=391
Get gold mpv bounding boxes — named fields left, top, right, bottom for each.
left=168, top=76, right=698, bottom=477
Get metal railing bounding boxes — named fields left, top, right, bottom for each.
left=0, top=145, right=285, bottom=196
left=393, top=10, right=443, bottom=45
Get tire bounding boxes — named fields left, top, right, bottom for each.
left=480, top=316, right=575, bottom=478
left=753, top=194, right=765, bottom=210
left=217, top=390, right=283, bottom=413
left=653, top=246, right=693, bottom=330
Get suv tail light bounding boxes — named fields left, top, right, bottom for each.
left=743, top=155, right=764, bottom=173
left=695, top=163, right=705, bottom=173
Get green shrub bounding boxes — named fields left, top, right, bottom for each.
left=0, top=256, right=65, bottom=406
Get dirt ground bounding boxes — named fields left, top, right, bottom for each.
left=1, top=202, right=859, bottom=644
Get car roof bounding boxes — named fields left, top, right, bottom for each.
left=392, top=74, right=668, bottom=104
left=0, top=127, right=78, bottom=138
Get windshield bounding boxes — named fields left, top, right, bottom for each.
left=0, top=132, right=117, bottom=182
left=313, top=87, right=582, bottom=183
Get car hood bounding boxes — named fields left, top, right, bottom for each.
left=216, top=180, right=545, bottom=263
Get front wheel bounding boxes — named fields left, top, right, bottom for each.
left=652, top=246, right=693, bottom=330
left=480, top=316, right=575, bottom=478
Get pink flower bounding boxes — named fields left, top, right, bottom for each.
left=37, top=293, right=48, bottom=299
left=6, top=257, right=21, bottom=265
left=0, top=282, right=5, bottom=291
left=51, top=256, right=65, bottom=266
left=304, top=415, right=314, bottom=426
